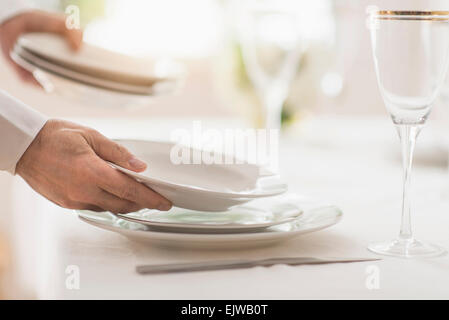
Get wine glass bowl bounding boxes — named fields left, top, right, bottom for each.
left=370, top=11, right=449, bottom=125
left=368, top=10, right=449, bottom=258
left=234, top=0, right=303, bottom=130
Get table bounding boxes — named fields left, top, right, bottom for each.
left=4, top=115, right=449, bottom=299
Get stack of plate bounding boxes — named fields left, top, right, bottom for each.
left=78, top=140, right=343, bottom=249
left=11, top=33, right=181, bottom=103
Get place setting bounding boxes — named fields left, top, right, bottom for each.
left=77, top=139, right=344, bottom=251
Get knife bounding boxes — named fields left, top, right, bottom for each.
left=136, top=256, right=380, bottom=274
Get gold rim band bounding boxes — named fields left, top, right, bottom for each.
left=372, top=11, right=449, bottom=21
left=377, top=10, right=449, bottom=16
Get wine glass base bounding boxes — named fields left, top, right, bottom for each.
left=368, top=238, right=445, bottom=258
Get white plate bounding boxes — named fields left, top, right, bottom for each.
left=13, top=45, right=177, bottom=96
left=109, top=139, right=288, bottom=211
left=17, top=33, right=178, bottom=84
left=11, top=51, right=177, bottom=108
left=109, top=197, right=303, bottom=233
left=77, top=195, right=342, bottom=249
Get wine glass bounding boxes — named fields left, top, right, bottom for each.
left=368, top=10, right=449, bottom=258
left=234, top=0, right=303, bottom=130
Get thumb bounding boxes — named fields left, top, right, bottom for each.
left=87, top=130, right=147, bottom=172
left=64, top=28, right=83, bottom=51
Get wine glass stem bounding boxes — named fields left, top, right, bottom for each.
left=263, top=91, right=284, bottom=130
left=396, top=124, right=421, bottom=241
left=265, top=104, right=282, bottom=131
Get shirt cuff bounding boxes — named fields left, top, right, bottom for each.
left=0, top=90, right=48, bottom=175
left=0, top=0, right=33, bottom=26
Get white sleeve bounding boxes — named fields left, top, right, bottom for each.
left=0, top=0, right=33, bottom=25
left=0, top=1, right=46, bottom=175
left=0, top=90, right=48, bottom=174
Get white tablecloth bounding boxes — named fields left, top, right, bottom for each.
left=5, top=116, right=449, bottom=299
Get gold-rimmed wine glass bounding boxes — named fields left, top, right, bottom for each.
left=368, top=10, right=449, bottom=258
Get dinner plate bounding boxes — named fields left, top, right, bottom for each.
left=17, top=33, right=179, bottom=86
left=111, top=197, right=302, bottom=233
left=77, top=195, right=342, bottom=249
left=11, top=50, right=177, bottom=107
left=109, top=139, right=288, bottom=211
left=13, top=45, right=177, bottom=96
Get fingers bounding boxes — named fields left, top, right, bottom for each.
left=81, top=205, right=105, bottom=212
left=93, top=159, right=172, bottom=211
left=24, top=10, right=83, bottom=51
left=91, top=190, right=143, bottom=214
left=64, top=28, right=83, bottom=51
left=87, top=130, right=147, bottom=172
left=60, top=196, right=140, bottom=214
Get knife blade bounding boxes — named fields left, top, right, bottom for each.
left=136, top=256, right=380, bottom=274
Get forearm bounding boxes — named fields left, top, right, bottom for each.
left=0, top=90, right=47, bottom=174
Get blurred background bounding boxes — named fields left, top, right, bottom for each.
left=1, top=0, right=448, bottom=123
left=2, top=0, right=449, bottom=298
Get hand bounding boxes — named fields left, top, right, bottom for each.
left=16, top=120, right=172, bottom=213
left=0, top=10, right=83, bottom=86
